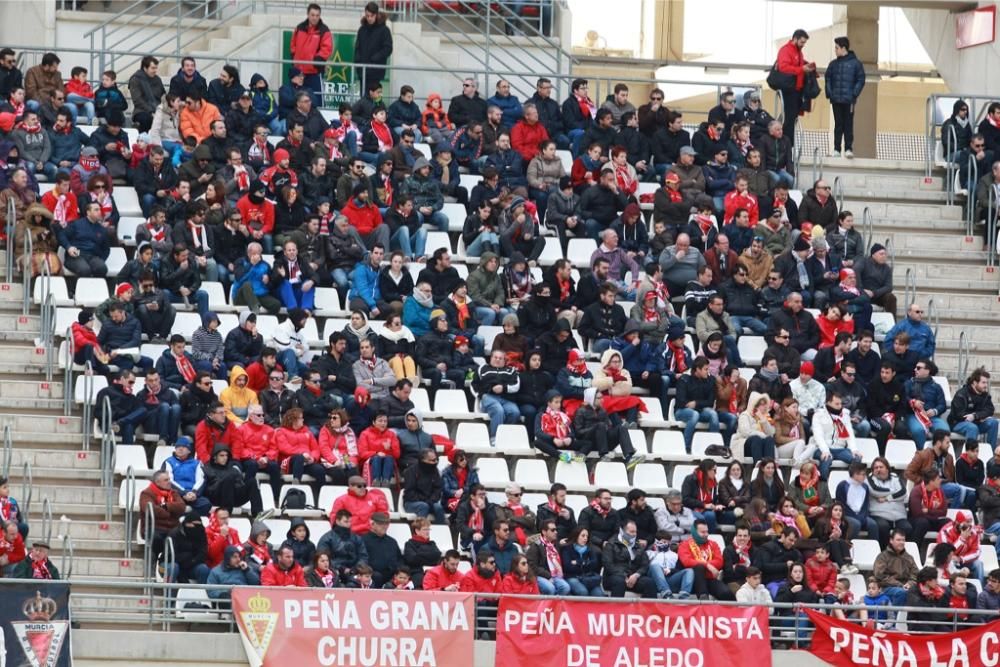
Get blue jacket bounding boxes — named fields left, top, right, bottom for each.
left=60, top=217, right=110, bottom=259
left=482, top=536, right=519, bottom=575
left=230, top=257, right=271, bottom=300
left=442, top=464, right=480, bottom=502
left=387, top=99, right=421, bottom=130
left=485, top=149, right=526, bottom=188
left=834, top=479, right=871, bottom=525
left=249, top=74, right=277, bottom=123
left=277, top=83, right=305, bottom=120
left=611, top=337, right=661, bottom=376
left=97, top=314, right=143, bottom=350
left=703, top=162, right=737, bottom=198
left=402, top=297, right=432, bottom=338
left=451, top=127, right=482, bottom=163
left=487, top=93, right=523, bottom=128
left=47, top=126, right=88, bottom=165
left=904, top=376, right=947, bottom=416
left=348, top=255, right=381, bottom=309
left=162, top=454, right=203, bottom=494
left=825, top=51, right=866, bottom=104
left=884, top=318, right=935, bottom=359
left=206, top=546, right=261, bottom=598
left=95, top=84, right=128, bottom=116
left=155, top=349, right=197, bottom=391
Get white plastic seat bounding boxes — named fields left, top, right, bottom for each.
left=106, top=247, right=128, bottom=277
left=170, top=312, right=202, bottom=340
left=455, top=422, right=492, bottom=454
left=670, top=464, right=696, bottom=489
left=536, top=237, right=563, bottom=266
left=277, top=485, right=317, bottom=516
left=316, top=486, right=346, bottom=513
left=425, top=231, right=453, bottom=257
left=477, top=458, right=512, bottom=488
left=74, top=374, right=108, bottom=404
left=255, top=315, right=280, bottom=342
left=870, top=312, right=896, bottom=341
left=434, top=389, right=477, bottom=419
left=263, top=519, right=290, bottom=548
left=413, top=143, right=432, bottom=160
left=827, top=470, right=849, bottom=490
left=593, top=461, right=630, bottom=493
left=555, top=150, right=572, bottom=173
left=152, top=445, right=174, bottom=471
left=118, top=478, right=139, bottom=510
left=564, top=494, right=588, bottom=519
left=885, top=439, right=917, bottom=470
left=932, top=376, right=952, bottom=403
left=478, top=325, right=503, bottom=353
left=74, top=277, right=110, bottom=307
left=442, top=203, right=467, bottom=233
left=628, top=429, right=649, bottom=456
left=638, top=397, right=672, bottom=428
left=632, top=463, right=670, bottom=494
left=851, top=539, right=882, bottom=571
left=117, top=216, right=144, bottom=246
left=211, top=379, right=229, bottom=395
left=175, top=587, right=215, bottom=620
left=313, top=287, right=344, bottom=316
left=423, top=420, right=449, bottom=439
left=566, top=238, right=597, bottom=269
left=321, top=318, right=349, bottom=343
left=737, top=336, right=767, bottom=366
left=691, top=432, right=724, bottom=457
left=495, top=423, right=533, bottom=455
left=650, top=430, right=688, bottom=461
left=33, top=276, right=72, bottom=306
left=114, top=444, right=152, bottom=476
left=411, top=387, right=432, bottom=413
left=430, top=525, right=454, bottom=550
left=553, top=460, right=590, bottom=491
left=200, top=281, right=230, bottom=311
left=855, top=438, right=879, bottom=463
left=513, top=459, right=551, bottom=490
left=114, top=187, right=142, bottom=217
left=459, top=174, right=480, bottom=193
left=387, top=523, right=411, bottom=550
left=904, top=541, right=923, bottom=568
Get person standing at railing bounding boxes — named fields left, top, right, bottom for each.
left=354, top=2, right=392, bottom=104
left=774, top=30, right=815, bottom=145
left=824, top=37, right=865, bottom=159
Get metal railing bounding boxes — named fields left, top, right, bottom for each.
left=40, top=496, right=53, bottom=545
left=861, top=207, right=874, bottom=251
left=1, top=423, right=10, bottom=479
left=19, top=461, right=32, bottom=524
left=810, top=146, right=824, bottom=188
left=141, top=499, right=154, bottom=581
left=965, top=152, right=979, bottom=237
left=987, top=183, right=997, bottom=269
left=80, top=362, right=95, bottom=449
left=60, top=534, right=74, bottom=580
left=925, top=93, right=999, bottom=177
left=885, top=236, right=895, bottom=266
left=832, top=176, right=844, bottom=213
left=4, top=196, right=14, bottom=282
left=903, top=267, right=916, bottom=309
left=42, top=293, right=55, bottom=383
left=943, top=123, right=959, bottom=207
left=99, top=395, right=116, bottom=521
left=958, top=330, right=970, bottom=380
left=124, top=465, right=137, bottom=561
left=927, top=297, right=940, bottom=343
left=63, top=326, right=73, bottom=416
left=19, top=218, right=30, bottom=315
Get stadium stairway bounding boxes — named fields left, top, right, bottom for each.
left=821, top=156, right=1000, bottom=400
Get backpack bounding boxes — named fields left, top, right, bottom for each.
left=281, top=488, right=307, bottom=511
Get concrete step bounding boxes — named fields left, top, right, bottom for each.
left=892, top=268, right=997, bottom=292
left=891, top=232, right=980, bottom=252
left=70, top=555, right=145, bottom=578
left=5, top=430, right=89, bottom=448
left=64, top=519, right=129, bottom=541
left=0, top=343, right=57, bottom=372
left=1, top=412, right=83, bottom=434
left=841, top=187, right=949, bottom=204
left=841, top=200, right=962, bottom=220
left=8, top=482, right=112, bottom=505
left=0, top=378, right=64, bottom=399
left=6, top=448, right=102, bottom=469
left=831, top=173, right=943, bottom=191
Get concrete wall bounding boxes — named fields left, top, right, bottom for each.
left=904, top=1, right=1000, bottom=95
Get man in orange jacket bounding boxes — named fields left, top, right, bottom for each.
left=422, top=550, right=464, bottom=591
left=678, top=519, right=733, bottom=600
left=179, top=89, right=221, bottom=143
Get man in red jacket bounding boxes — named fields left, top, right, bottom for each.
left=261, top=544, right=307, bottom=587
left=195, top=401, right=238, bottom=463
left=342, top=182, right=389, bottom=250
left=235, top=406, right=282, bottom=512
left=290, top=3, right=332, bottom=107
left=678, top=519, right=732, bottom=600
left=776, top=28, right=816, bottom=143
left=422, top=550, right=463, bottom=591
left=459, top=549, right=502, bottom=593
left=330, top=476, right=389, bottom=535
left=511, top=103, right=549, bottom=163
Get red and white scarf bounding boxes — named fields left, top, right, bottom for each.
left=188, top=221, right=210, bottom=251
left=30, top=557, right=51, bottom=579
left=145, top=220, right=166, bottom=242
left=540, top=536, right=563, bottom=577
left=233, top=165, right=250, bottom=192
left=371, top=121, right=393, bottom=152
left=174, top=351, right=197, bottom=384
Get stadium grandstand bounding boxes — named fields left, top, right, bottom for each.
left=1, top=0, right=1000, bottom=665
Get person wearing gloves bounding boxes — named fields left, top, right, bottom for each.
left=807, top=392, right=861, bottom=480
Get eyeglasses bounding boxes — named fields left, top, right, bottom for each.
left=269, top=376, right=283, bottom=381
left=507, top=492, right=521, bottom=497
left=463, top=83, right=474, bottom=88
left=913, top=309, right=924, bottom=314
left=93, top=185, right=106, bottom=190
left=818, top=185, right=831, bottom=190
left=651, top=96, right=663, bottom=101
left=768, top=276, right=781, bottom=281
left=774, top=334, right=789, bottom=340
left=973, top=143, right=985, bottom=148
left=199, top=381, right=212, bottom=387
left=843, top=372, right=856, bottom=377
left=249, top=412, right=264, bottom=418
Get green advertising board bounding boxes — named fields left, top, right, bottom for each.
left=281, top=30, right=389, bottom=108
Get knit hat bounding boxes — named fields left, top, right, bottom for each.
left=558, top=176, right=572, bottom=190
left=77, top=308, right=94, bottom=325
left=273, top=148, right=290, bottom=164
left=175, top=436, right=193, bottom=451
left=288, top=67, right=303, bottom=79
left=838, top=267, right=855, bottom=282
left=664, top=171, right=680, bottom=184
left=793, top=237, right=810, bottom=252
left=800, top=361, right=815, bottom=377
left=567, top=349, right=586, bottom=367
left=323, top=127, right=338, bottom=140
left=502, top=313, right=519, bottom=328
left=667, top=321, right=686, bottom=341
left=543, top=389, right=562, bottom=403
left=453, top=336, right=469, bottom=349
left=353, top=386, right=370, bottom=405
left=0, top=112, right=14, bottom=134
left=114, top=283, right=133, bottom=297
left=811, top=236, right=828, bottom=251
left=137, top=132, right=151, bottom=144
left=106, top=109, right=125, bottom=127
left=623, top=203, right=641, bottom=220
left=870, top=243, right=886, bottom=256
left=352, top=181, right=369, bottom=197
left=238, top=90, right=252, bottom=99
left=81, top=146, right=99, bottom=157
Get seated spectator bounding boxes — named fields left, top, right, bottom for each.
left=261, top=544, right=308, bottom=587
left=872, top=528, right=920, bottom=607
left=441, top=449, right=478, bottom=514
left=191, top=312, right=226, bottom=379
left=224, top=312, right=263, bottom=370
left=164, top=510, right=210, bottom=584
left=275, top=406, right=325, bottom=484
left=315, top=408, right=360, bottom=485
left=936, top=512, right=984, bottom=582
left=159, top=243, right=210, bottom=319
left=134, top=369, right=180, bottom=448
left=11, top=540, right=60, bottom=580
left=161, top=436, right=211, bottom=515
left=352, top=338, right=395, bottom=402
left=459, top=548, right=502, bottom=595
left=905, top=358, right=949, bottom=449
left=202, top=443, right=250, bottom=511
left=905, top=566, right=950, bottom=633
left=675, top=357, right=722, bottom=454
left=733, top=392, right=777, bottom=463
left=402, top=448, right=445, bottom=524
left=316, top=509, right=369, bottom=584
left=399, top=518, right=440, bottom=590
left=358, top=412, right=400, bottom=487
left=909, top=468, right=951, bottom=539
left=219, top=366, right=258, bottom=426
left=601, top=520, right=655, bottom=598
left=525, top=519, right=571, bottom=595
left=979, top=569, right=1000, bottom=611
left=207, top=545, right=260, bottom=601
left=949, top=367, right=999, bottom=451
left=271, top=239, right=318, bottom=312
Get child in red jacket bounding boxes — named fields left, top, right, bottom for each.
left=805, top=544, right=839, bottom=602
left=65, top=66, right=96, bottom=125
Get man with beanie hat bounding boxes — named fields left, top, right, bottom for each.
left=415, top=309, right=466, bottom=391
left=88, top=107, right=132, bottom=176
left=401, top=156, right=449, bottom=232
left=236, top=179, right=275, bottom=251
left=855, top=242, right=896, bottom=316
left=790, top=361, right=826, bottom=421
left=161, top=436, right=212, bottom=515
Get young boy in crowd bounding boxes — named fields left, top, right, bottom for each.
left=383, top=566, right=415, bottom=590
left=95, top=70, right=128, bottom=121
left=65, top=66, right=96, bottom=125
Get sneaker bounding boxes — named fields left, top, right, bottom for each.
left=599, top=452, right=615, bottom=462
left=840, top=564, right=859, bottom=575
left=572, top=453, right=586, bottom=463
left=831, top=150, right=841, bottom=158
left=698, top=594, right=710, bottom=601
left=489, top=438, right=496, bottom=448
left=558, top=451, right=573, bottom=463
left=255, top=508, right=276, bottom=522
left=625, top=454, right=645, bottom=471
left=676, top=591, right=690, bottom=600
left=657, top=590, right=671, bottom=599
left=845, top=149, right=854, bottom=158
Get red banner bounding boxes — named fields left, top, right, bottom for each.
left=495, top=597, right=771, bottom=667
left=805, top=607, right=1000, bottom=667
left=231, top=587, right=475, bottom=667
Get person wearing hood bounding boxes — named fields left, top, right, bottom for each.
left=500, top=251, right=534, bottom=308
left=219, top=366, right=259, bottom=426
left=498, top=197, right=544, bottom=263
left=15, top=201, right=59, bottom=276
left=402, top=448, right=445, bottom=523
left=247, top=73, right=281, bottom=135
left=421, top=93, right=454, bottom=145
left=280, top=517, right=316, bottom=567
left=242, top=520, right=273, bottom=570
left=612, top=318, right=667, bottom=405
left=166, top=510, right=210, bottom=584
left=592, top=348, right=647, bottom=427
left=393, top=406, right=432, bottom=470
left=536, top=317, right=575, bottom=376
left=223, top=311, right=263, bottom=370
left=318, top=508, right=370, bottom=582
left=467, top=251, right=511, bottom=326
left=399, top=156, right=448, bottom=231
left=207, top=544, right=260, bottom=602
left=190, top=311, right=225, bottom=378
left=825, top=37, right=866, bottom=158
left=202, top=442, right=250, bottom=511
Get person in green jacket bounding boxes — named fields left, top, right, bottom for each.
left=11, top=541, right=60, bottom=580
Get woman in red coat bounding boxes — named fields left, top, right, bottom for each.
left=501, top=554, right=540, bottom=595
left=816, top=303, right=854, bottom=348
left=274, top=408, right=325, bottom=484
left=358, top=411, right=400, bottom=487
left=317, top=408, right=360, bottom=485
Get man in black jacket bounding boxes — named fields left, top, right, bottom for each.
left=529, top=77, right=566, bottom=149
left=950, top=367, right=999, bottom=449
left=287, top=91, right=329, bottom=142
left=577, top=488, right=620, bottom=548
left=159, top=243, right=209, bottom=319
left=133, top=146, right=178, bottom=217
left=95, top=370, right=148, bottom=445
left=767, top=292, right=819, bottom=355
left=294, top=369, right=342, bottom=432
left=719, top=266, right=767, bottom=335
left=752, top=528, right=803, bottom=584
left=362, top=512, right=400, bottom=589
left=373, top=379, right=414, bottom=429
left=401, top=449, right=445, bottom=524
left=414, top=312, right=465, bottom=392
left=578, top=283, right=627, bottom=353
left=448, top=77, right=488, bottom=129
left=618, top=489, right=658, bottom=547
left=136, top=369, right=181, bottom=446
left=223, top=311, right=263, bottom=369
left=416, top=248, right=462, bottom=305
left=309, top=333, right=357, bottom=404
left=602, top=521, right=657, bottom=598
left=577, top=169, right=628, bottom=239
left=474, top=350, right=521, bottom=445
left=535, top=483, right=576, bottom=543
left=675, top=357, right=721, bottom=454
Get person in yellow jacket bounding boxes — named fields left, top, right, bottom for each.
left=219, top=365, right=258, bottom=425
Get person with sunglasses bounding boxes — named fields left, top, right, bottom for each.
left=95, top=369, right=149, bottom=445
left=798, top=178, right=839, bottom=231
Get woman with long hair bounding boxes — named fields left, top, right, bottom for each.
left=501, top=554, right=540, bottom=595
left=750, top=457, right=785, bottom=512
left=317, top=408, right=360, bottom=485
left=275, top=407, right=325, bottom=485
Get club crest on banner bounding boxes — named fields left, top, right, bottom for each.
left=11, top=592, right=68, bottom=667
left=239, top=592, right=280, bottom=660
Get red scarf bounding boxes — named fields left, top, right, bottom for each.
left=8, top=99, right=23, bottom=118
left=728, top=382, right=739, bottom=414
left=234, top=165, right=250, bottom=192
left=614, top=164, right=636, bottom=195
left=0, top=496, right=15, bottom=521
left=173, top=352, right=196, bottom=383
left=188, top=221, right=209, bottom=250
left=920, top=483, right=945, bottom=513
left=831, top=413, right=850, bottom=439
left=17, top=121, right=41, bottom=134
left=707, top=126, right=721, bottom=141
left=251, top=137, right=272, bottom=165
left=146, top=481, right=175, bottom=506
left=411, top=533, right=430, bottom=543
left=450, top=294, right=470, bottom=329
left=589, top=498, right=610, bottom=517
left=695, top=214, right=714, bottom=236
left=733, top=540, right=751, bottom=567
left=668, top=340, right=688, bottom=373
left=96, top=191, right=113, bottom=220
left=79, top=153, right=101, bottom=171
left=911, top=399, right=933, bottom=435
left=666, top=188, right=683, bottom=203
left=51, top=193, right=73, bottom=226
left=248, top=540, right=271, bottom=566
left=919, top=582, right=944, bottom=601
left=575, top=94, right=596, bottom=119
left=507, top=503, right=527, bottom=545
left=145, top=220, right=166, bottom=242
left=455, top=466, right=468, bottom=491
left=541, top=408, right=572, bottom=440
left=950, top=592, right=970, bottom=620
left=371, top=121, right=393, bottom=151
left=540, top=536, right=563, bottom=577
left=815, top=190, right=829, bottom=206
left=696, top=469, right=716, bottom=504
left=30, top=557, right=51, bottom=579
left=325, top=141, right=343, bottom=161
left=307, top=383, right=322, bottom=397
left=317, top=567, right=335, bottom=587
left=380, top=174, right=393, bottom=206
left=557, top=277, right=571, bottom=302
left=467, top=506, right=484, bottom=532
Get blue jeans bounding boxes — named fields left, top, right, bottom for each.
left=537, top=576, right=571, bottom=595
left=986, top=522, right=1000, bottom=556
left=693, top=510, right=718, bottom=533
left=403, top=500, right=446, bottom=524
left=466, top=231, right=499, bottom=257
left=813, top=447, right=860, bottom=480
left=566, top=577, right=603, bottom=596
left=278, top=348, right=306, bottom=380
left=730, top=315, right=767, bottom=335
left=277, top=281, right=316, bottom=311
left=165, top=288, right=209, bottom=319
left=25, top=159, right=57, bottom=180
left=166, top=562, right=210, bottom=585
left=953, top=418, right=1000, bottom=449
left=417, top=209, right=449, bottom=232
left=117, top=406, right=149, bottom=444
left=884, top=586, right=907, bottom=606
left=592, top=338, right=613, bottom=355
left=475, top=306, right=512, bottom=327
left=369, top=455, right=395, bottom=482
left=142, top=402, right=181, bottom=444
left=568, top=129, right=586, bottom=157
left=331, top=268, right=350, bottom=292
left=853, top=419, right=872, bottom=438
left=66, top=93, right=96, bottom=123
left=481, top=394, right=520, bottom=439
left=719, top=411, right=738, bottom=445
left=392, top=225, right=427, bottom=259
left=906, top=415, right=949, bottom=450
left=768, top=169, right=795, bottom=188
left=648, top=565, right=694, bottom=597
left=674, top=407, right=720, bottom=454
left=845, top=515, right=880, bottom=544
left=943, top=482, right=976, bottom=510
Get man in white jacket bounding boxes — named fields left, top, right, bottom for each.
left=735, top=566, right=772, bottom=608
left=790, top=361, right=827, bottom=421
left=647, top=530, right=695, bottom=599
left=808, top=392, right=862, bottom=480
